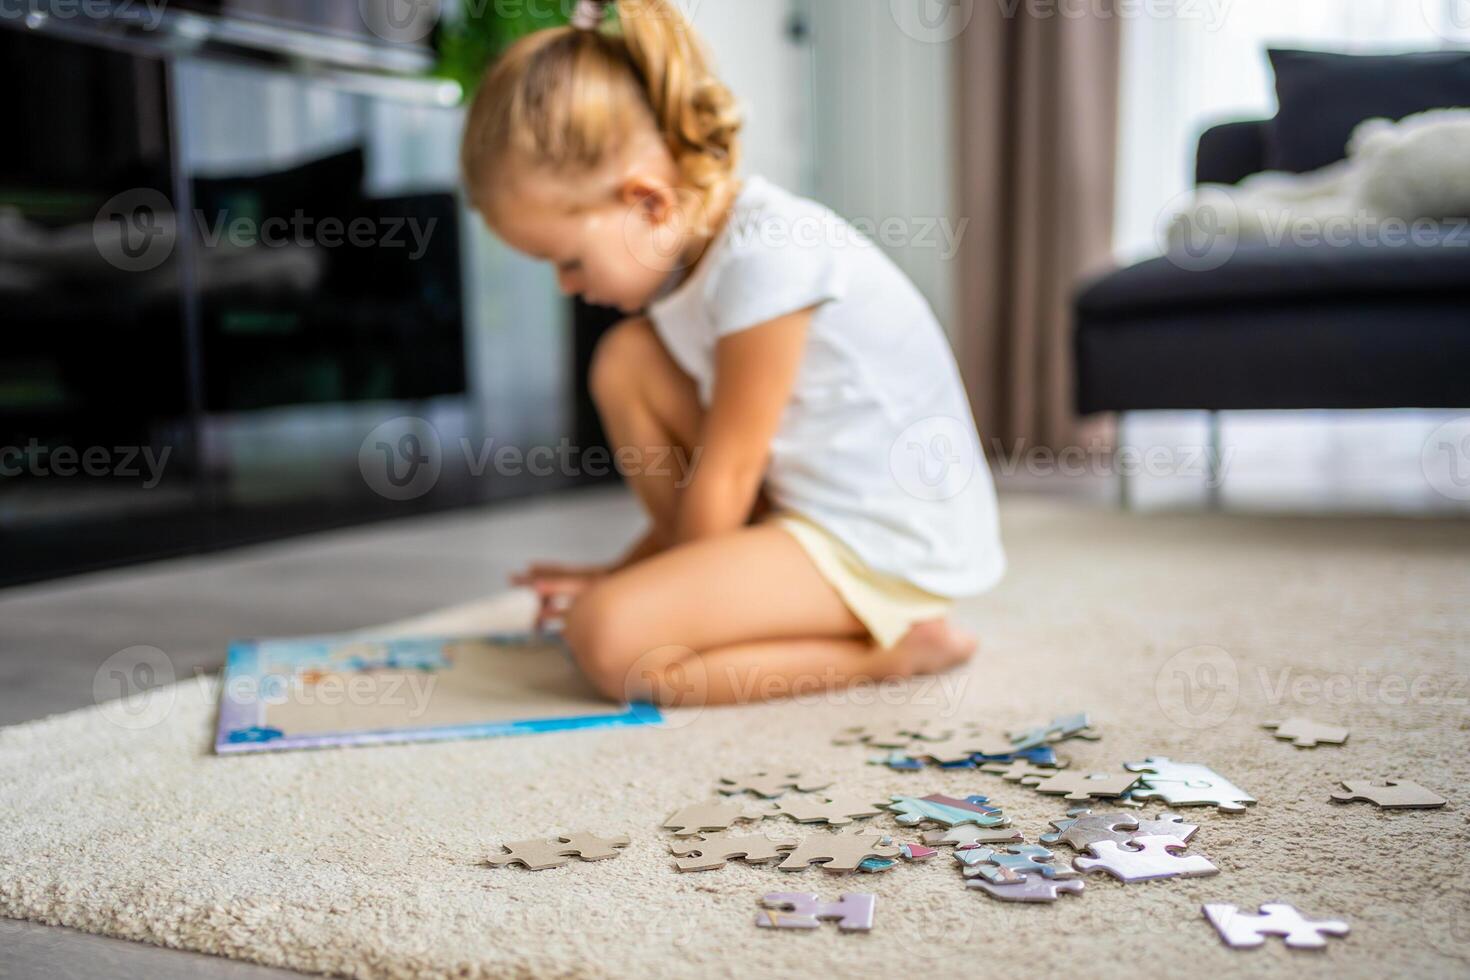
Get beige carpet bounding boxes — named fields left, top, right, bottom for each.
left=3, top=498, right=1469, bottom=978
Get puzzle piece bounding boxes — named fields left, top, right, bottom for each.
left=777, top=828, right=902, bottom=872
left=921, top=825, right=1026, bottom=847
left=874, top=735, right=1063, bottom=769
left=910, top=731, right=1017, bottom=764
left=1021, top=770, right=1141, bottom=802
left=884, top=794, right=1008, bottom=828
left=980, top=759, right=1069, bottom=782
left=967, top=873, right=1085, bottom=903
left=1007, top=712, right=1099, bottom=749
left=832, top=721, right=947, bottom=748
left=1202, top=903, right=1350, bottom=949
left=761, top=792, right=886, bottom=826
left=756, top=893, right=876, bottom=931
left=858, top=836, right=940, bottom=871
left=1330, top=779, right=1447, bottom=810
left=1040, top=809, right=1197, bottom=852
left=667, top=832, right=799, bottom=872
left=973, top=744, right=1061, bottom=767
left=1262, top=718, right=1349, bottom=748
left=1124, top=757, right=1256, bottom=813
left=954, top=843, right=1077, bottom=883
left=856, top=858, right=896, bottom=872
left=486, top=832, right=631, bottom=870
left=717, top=770, right=832, bottom=798
left=664, top=801, right=759, bottom=836
left=1074, top=834, right=1218, bottom=882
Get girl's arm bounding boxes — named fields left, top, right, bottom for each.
left=673, top=306, right=814, bottom=543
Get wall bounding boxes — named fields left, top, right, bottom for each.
left=803, top=0, right=960, bottom=335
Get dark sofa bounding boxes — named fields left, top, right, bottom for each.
left=1074, top=49, right=1470, bottom=416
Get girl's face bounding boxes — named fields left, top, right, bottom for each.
left=482, top=169, right=691, bottom=315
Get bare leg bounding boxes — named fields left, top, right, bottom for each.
left=683, top=621, right=979, bottom=704
left=588, top=316, right=703, bottom=544
left=562, top=524, right=976, bottom=705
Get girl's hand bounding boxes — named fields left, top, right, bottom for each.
left=511, top=562, right=610, bottom=632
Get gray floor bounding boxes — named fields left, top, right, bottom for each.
left=0, top=486, right=641, bottom=980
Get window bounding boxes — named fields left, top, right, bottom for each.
left=1113, top=0, right=1470, bottom=263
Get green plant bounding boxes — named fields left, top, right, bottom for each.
left=435, top=1, right=602, bottom=99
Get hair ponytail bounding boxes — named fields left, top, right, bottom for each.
left=613, top=0, right=742, bottom=201
left=460, top=0, right=742, bottom=226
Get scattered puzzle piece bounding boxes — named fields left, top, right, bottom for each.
left=777, top=828, right=902, bottom=873
left=967, top=873, right=1085, bottom=903
left=954, top=844, right=1077, bottom=883
left=911, top=732, right=1017, bottom=764
left=868, top=741, right=1062, bottom=770
left=1074, top=834, right=1218, bottom=882
left=486, top=832, right=630, bottom=870
left=717, top=770, right=832, bottom=798
left=833, top=721, right=947, bottom=748
left=1040, top=809, right=1197, bottom=852
left=1008, top=712, right=1099, bottom=749
left=921, top=825, right=1026, bottom=847
left=1124, top=757, right=1256, bottom=813
left=856, top=857, right=896, bottom=873
left=980, top=759, right=1069, bottom=782
left=884, top=794, right=1008, bottom=828
left=1203, top=903, right=1350, bottom=949
left=1330, top=779, right=1447, bottom=810
left=1021, top=770, right=1141, bottom=802
left=761, top=792, right=886, bottom=826
left=756, top=892, right=876, bottom=931
left=854, top=836, right=932, bottom=873
left=668, top=832, right=798, bottom=872
left=664, top=801, right=759, bottom=836
left=1262, top=719, right=1349, bottom=748
left=973, top=744, right=1061, bottom=767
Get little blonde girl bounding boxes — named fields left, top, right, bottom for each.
left=460, top=0, right=1004, bottom=706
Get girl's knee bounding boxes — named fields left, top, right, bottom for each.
left=563, top=583, right=697, bottom=703
left=588, top=316, right=656, bottom=411
left=562, top=586, right=636, bottom=700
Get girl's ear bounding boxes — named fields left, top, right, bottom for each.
left=618, top=174, right=681, bottom=225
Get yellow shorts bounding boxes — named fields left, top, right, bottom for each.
left=772, top=512, right=952, bottom=650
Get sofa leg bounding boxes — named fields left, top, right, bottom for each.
left=1118, top=412, right=1133, bottom=511
left=1205, top=411, right=1224, bottom=510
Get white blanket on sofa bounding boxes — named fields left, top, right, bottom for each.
left=1168, top=107, right=1470, bottom=248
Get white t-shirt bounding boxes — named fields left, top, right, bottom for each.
left=647, top=176, right=1005, bottom=597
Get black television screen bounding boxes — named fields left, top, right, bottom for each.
left=170, top=0, right=441, bottom=47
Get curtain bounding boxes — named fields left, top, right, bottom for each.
left=954, top=2, right=1122, bottom=455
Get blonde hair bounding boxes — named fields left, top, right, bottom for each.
left=460, top=0, right=742, bottom=228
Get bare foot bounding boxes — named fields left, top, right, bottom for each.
left=885, top=619, right=978, bottom=677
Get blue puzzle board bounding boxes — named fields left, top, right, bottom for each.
left=215, top=632, right=660, bottom=754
